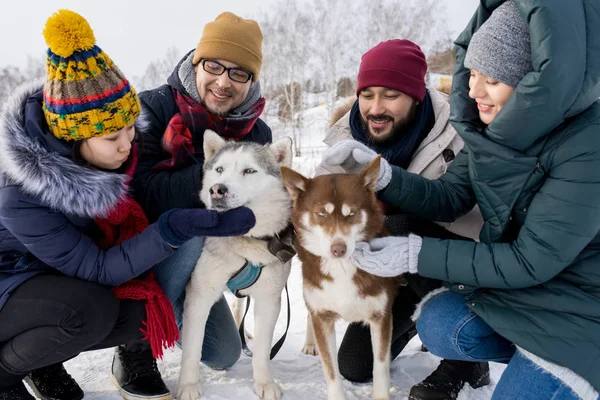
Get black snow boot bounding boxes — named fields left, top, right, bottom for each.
left=0, top=382, right=35, bottom=400
left=111, top=340, right=171, bottom=400
left=24, top=362, right=83, bottom=400
left=409, top=360, right=491, bottom=400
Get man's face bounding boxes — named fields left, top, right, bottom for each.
left=358, top=87, right=418, bottom=145
left=195, top=59, right=253, bottom=116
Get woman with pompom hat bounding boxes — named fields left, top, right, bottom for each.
left=0, top=10, right=256, bottom=400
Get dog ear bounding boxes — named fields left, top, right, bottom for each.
left=270, top=137, right=293, bottom=167
left=203, top=130, right=227, bottom=162
left=280, top=166, right=308, bottom=201
left=360, top=155, right=381, bottom=192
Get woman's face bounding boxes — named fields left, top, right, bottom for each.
left=80, top=124, right=135, bottom=170
left=468, top=69, right=515, bottom=125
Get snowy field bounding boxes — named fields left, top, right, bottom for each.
left=62, top=259, right=506, bottom=400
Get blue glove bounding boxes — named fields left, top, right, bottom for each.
left=158, top=207, right=256, bottom=247
left=322, top=140, right=392, bottom=191
left=351, top=234, right=423, bottom=277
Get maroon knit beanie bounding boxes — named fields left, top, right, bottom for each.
left=356, top=39, right=427, bottom=102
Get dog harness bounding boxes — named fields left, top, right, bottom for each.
left=226, top=261, right=264, bottom=298
left=226, top=224, right=296, bottom=360
left=225, top=224, right=296, bottom=298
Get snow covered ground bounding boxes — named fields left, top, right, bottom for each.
left=63, top=259, right=506, bottom=400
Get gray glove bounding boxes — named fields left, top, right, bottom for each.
left=322, top=140, right=392, bottom=191
left=351, top=234, right=423, bottom=277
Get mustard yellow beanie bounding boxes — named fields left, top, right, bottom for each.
left=42, top=9, right=140, bottom=141
left=192, top=12, right=263, bottom=82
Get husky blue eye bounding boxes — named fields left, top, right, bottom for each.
left=317, top=211, right=326, bottom=217
left=216, top=167, right=223, bottom=173
left=244, top=168, right=257, bottom=174
left=348, top=211, right=356, bottom=217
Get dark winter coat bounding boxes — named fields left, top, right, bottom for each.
left=131, top=53, right=272, bottom=222
left=0, top=84, right=174, bottom=312
left=380, top=0, right=600, bottom=390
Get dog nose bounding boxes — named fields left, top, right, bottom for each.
left=209, top=184, right=229, bottom=199
left=330, top=242, right=347, bottom=258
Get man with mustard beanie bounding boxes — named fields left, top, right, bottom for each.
left=317, top=39, right=486, bottom=398
left=131, top=11, right=271, bottom=372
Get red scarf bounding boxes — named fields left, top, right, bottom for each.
left=152, top=89, right=266, bottom=171
left=93, top=146, right=179, bottom=359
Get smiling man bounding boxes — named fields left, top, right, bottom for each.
left=133, top=12, right=269, bottom=221
left=128, top=11, right=270, bottom=392
left=317, top=39, right=486, bottom=399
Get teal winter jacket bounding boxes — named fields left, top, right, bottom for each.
left=380, top=0, right=600, bottom=390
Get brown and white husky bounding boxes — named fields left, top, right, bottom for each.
left=280, top=156, right=404, bottom=400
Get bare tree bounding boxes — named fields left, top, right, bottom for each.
left=260, top=0, right=312, bottom=155
left=254, top=0, right=452, bottom=139
left=133, top=46, right=182, bottom=91
left=0, top=56, right=45, bottom=113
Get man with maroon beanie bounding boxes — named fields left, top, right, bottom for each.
left=317, top=39, right=486, bottom=399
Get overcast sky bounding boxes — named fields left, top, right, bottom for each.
left=0, top=0, right=479, bottom=77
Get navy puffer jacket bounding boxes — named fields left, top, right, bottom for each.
left=0, top=83, right=174, bottom=311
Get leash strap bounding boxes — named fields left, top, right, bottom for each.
left=239, top=284, right=291, bottom=360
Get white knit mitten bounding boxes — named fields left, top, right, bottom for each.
left=351, top=148, right=392, bottom=191
left=321, top=140, right=392, bottom=191
left=351, top=234, right=422, bottom=277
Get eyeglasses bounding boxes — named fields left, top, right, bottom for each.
left=200, top=60, right=253, bottom=83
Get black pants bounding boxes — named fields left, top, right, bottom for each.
left=337, top=275, right=441, bottom=382
left=338, top=214, right=469, bottom=382
left=0, top=274, right=146, bottom=388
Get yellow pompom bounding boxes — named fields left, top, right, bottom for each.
left=43, top=9, right=96, bottom=58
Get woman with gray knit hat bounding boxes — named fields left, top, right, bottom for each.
left=320, top=0, right=600, bottom=398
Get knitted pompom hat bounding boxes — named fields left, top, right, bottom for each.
left=42, top=9, right=140, bottom=141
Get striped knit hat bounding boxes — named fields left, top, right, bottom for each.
left=42, top=10, right=140, bottom=141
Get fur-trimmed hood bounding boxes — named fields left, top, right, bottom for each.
left=0, top=81, right=128, bottom=218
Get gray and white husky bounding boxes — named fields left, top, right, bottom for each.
left=177, top=130, right=293, bottom=400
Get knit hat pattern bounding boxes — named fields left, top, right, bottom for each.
left=42, top=9, right=140, bottom=141
left=192, top=12, right=263, bottom=82
left=356, top=39, right=427, bottom=102
left=464, top=0, right=532, bottom=88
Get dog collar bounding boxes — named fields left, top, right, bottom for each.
left=252, top=224, right=297, bottom=264
left=227, top=260, right=264, bottom=298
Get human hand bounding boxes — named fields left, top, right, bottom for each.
left=322, top=140, right=392, bottom=190
left=158, top=207, right=256, bottom=247
left=351, top=234, right=422, bottom=277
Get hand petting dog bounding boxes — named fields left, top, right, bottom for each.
left=321, top=140, right=393, bottom=191
left=352, top=234, right=423, bottom=277
left=158, top=207, right=256, bottom=247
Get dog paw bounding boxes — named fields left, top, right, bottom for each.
left=176, top=383, right=203, bottom=400
left=254, top=381, right=283, bottom=400
left=301, top=343, right=319, bottom=356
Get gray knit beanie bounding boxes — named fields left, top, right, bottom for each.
left=464, top=0, right=532, bottom=88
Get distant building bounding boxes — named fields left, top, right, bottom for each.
left=426, top=48, right=455, bottom=95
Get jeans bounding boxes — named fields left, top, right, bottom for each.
left=152, top=236, right=241, bottom=370
left=417, top=291, right=593, bottom=400
left=0, top=275, right=145, bottom=388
